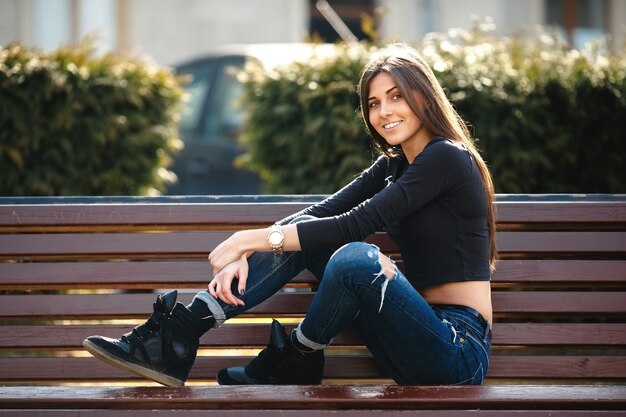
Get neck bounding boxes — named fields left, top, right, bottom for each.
left=402, top=135, right=432, bottom=164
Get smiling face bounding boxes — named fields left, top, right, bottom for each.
left=366, top=72, right=433, bottom=162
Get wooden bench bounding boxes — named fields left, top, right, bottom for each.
left=1, top=194, right=625, bottom=415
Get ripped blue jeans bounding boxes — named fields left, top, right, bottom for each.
left=201, top=224, right=491, bottom=385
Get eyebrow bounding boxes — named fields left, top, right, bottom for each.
left=367, top=86, right=398, bottom=101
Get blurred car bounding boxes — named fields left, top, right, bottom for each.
left=166, top=43, right=336, bottom=195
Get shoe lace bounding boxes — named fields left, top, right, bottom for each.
left=122, top=297, right=169, bottom=344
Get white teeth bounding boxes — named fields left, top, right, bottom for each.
left=383, top=121, right=402, bottom=129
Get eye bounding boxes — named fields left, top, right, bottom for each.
left=391, top=94, right=402, bottom=101
left=368, top=101, right=379, bottom=109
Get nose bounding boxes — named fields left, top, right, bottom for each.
left=378, top=101, right=392, bottom=118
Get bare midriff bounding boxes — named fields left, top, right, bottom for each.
left=420, top=280, right=493, bottom=325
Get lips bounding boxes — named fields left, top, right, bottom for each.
left=383, top=121, right=403, bottom=129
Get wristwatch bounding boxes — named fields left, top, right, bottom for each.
left=267, top=225, right=285, bottom=253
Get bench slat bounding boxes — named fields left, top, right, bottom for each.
left=495, top=201, right=626, bottom=224
left=1, top=292, right=624, bottom=318
left=1, top=231, right=230, bottom=258
left=495, top=231, right=626, bottom=253
left=1, top=259, right=625, bottom=290
left=2, top=200, right=625, bottom=227
left=0, top=203, right=309, bottom=228
left=489, top=356, right=626, bottom=379
left=1, top=356, right=625, bottom=381
left=2, top=323, right=625, bottom=349
left=490, top=260, right=626, bottom=283
left=1, top=385, right=625, bottom=411
left=3, top=231, right=625, bottom=259
left=2, top=411, right=625, bottom=417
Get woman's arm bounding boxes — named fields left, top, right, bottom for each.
left=276, top=156, right=388, bottom=226
left=208, top=224, right=300, bottom=275
left=296, top=139, right=465, bottom=251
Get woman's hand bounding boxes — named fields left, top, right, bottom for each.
left=209, top=228, right=270, bottom=274
left=207, top=225, right=300, bottom=303
left=208, top=231, right=248, bottom=275
left=208, top=255, right=249, bottom=307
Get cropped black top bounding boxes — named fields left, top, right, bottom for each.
left=279, top=137, right=491, bottom=290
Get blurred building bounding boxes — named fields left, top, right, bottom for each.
left=1, top=0, right=624, bottom=65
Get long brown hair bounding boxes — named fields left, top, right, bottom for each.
left=358, top=44, right=497, bottom=271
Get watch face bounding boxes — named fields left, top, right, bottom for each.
left=269, top=231, right=282, bottom=245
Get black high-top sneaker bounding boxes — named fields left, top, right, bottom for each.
left=83, top=290, right=214, bottom=387
left=216, top=319, right=324, bottom=385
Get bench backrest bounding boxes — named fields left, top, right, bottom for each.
left=1, top=195, right=625, bottom=385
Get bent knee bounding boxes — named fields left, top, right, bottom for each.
left=330, top=242, right=376, bottom=264
left=334, top=242, right=395, bottom=280
left=326, top=242, right=394, bottom=276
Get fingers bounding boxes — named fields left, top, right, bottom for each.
left=208, top=279, right=217, bottom=298
left=208, top=271, right=245, bottom=307
left=208, top=278, right=222, bottom=300
left=237, top=262, right=249, bottom=297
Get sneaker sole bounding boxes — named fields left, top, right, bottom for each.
left=82, top=339, right=184, bottom=387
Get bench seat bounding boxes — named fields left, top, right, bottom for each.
left=1, top=385, right=626, bottom=414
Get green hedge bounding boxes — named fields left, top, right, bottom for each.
left=0, top=42, right=183, bottom=196
left=237, top=44, right=372, bottom=194
left=238, top=26, right=626, bottom=194
left=424, top=24, right=626, bottom=193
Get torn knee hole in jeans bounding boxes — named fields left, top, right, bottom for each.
left=370, top=250, right=396, bottom=313
left=378, top=252, right=396, bottom=280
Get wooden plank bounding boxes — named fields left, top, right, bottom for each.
left=1, top=411, right=624, bottom=417
left=1, top=356, right=626, bottom=381
left=0, top=384, right=625, bottom=410
left=1, top=200, right=625, bottom=228
left=3, top=323, right=626, bottom=349
left=0, top=231, right=231, bottom=258
left=0, top=261, right=213, bottom=289
left=2, top=259, right=625, bottom=290
left=0, top=261, right=315, bottom=290
left=0, top=231, right=393, bottom=258
left=491, top=260, right=626, bottom=284
left=493, top=292, right=626, bottom=315
left=2, top=230, right=625, bottom=259
left=0, top=292, right=312, bottom=319
left=0, top=203, right=309, bottom=227
left=495, top=201, right=626, bottom=224
left=1, top=292, right=624, bottom=319
left=0, top=407, right=614, bottom=415
left=490, top=323, right=626, bottom=346
left=1, top=259, right=624, bottom=290
left=495, top=231, right=626, bottom=253
left=488, top=356, right=626, bottom=379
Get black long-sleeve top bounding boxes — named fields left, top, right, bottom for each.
left=279, top=137, right=491, bottom=290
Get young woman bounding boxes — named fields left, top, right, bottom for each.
left=84, top=43, right=497, bottom=387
